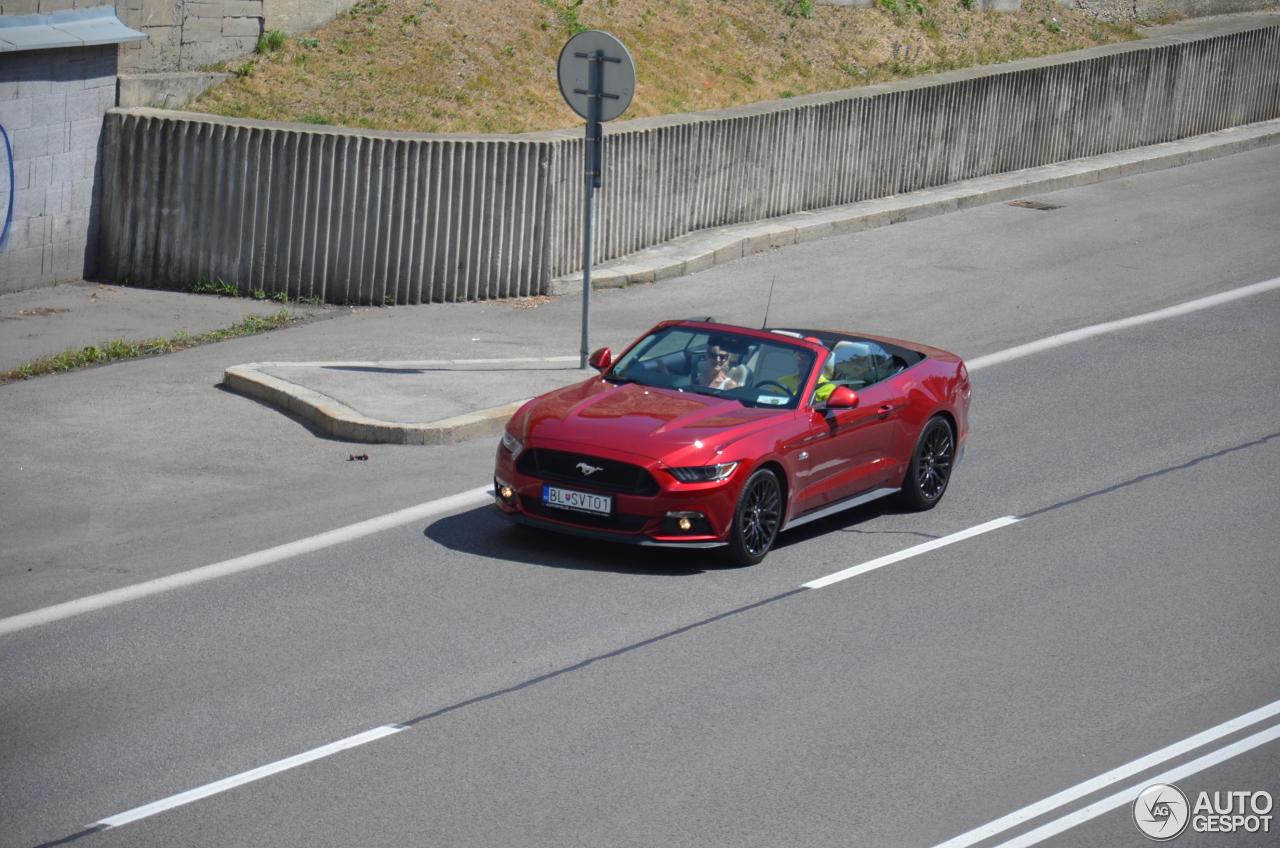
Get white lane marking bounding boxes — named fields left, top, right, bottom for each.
left=986, top=722, right=1280, bottom=848
left=0, top=485, right=493, bottom=637
left=95, top=725, right=406, bottom=828
left=802, top=516, right=1020, bottom=589
left=930, top=697, right=1280, bottom=848
left=965, top=275, right=1280, bottom=372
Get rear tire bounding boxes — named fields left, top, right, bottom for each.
left=725, top=468, right=782, bottom=566
left=900, top=416, right=954, bottom=511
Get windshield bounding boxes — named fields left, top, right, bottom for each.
left=606, top=326, right=817, bottom=410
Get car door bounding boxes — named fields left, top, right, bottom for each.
left=792, top=374, right=909, bottom=514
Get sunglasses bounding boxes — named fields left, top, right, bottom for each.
left=705, top=351, right=730, bottom=361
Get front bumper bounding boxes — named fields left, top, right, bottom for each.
left=491, top=504, right=726, bottom=548
left=494, top=443, right=738, bottom=548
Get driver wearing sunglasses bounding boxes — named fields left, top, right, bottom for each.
left=696, top=344, right=740, bottom=390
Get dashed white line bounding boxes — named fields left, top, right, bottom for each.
left=0, top=485, right=493, bottom=637
left=965, top=275, right=1280, bottom=372
left=95, top=725, right=407, bottom=829
left=930, top=697, right=1280, bottom=848
left=802, top=516, right=1021, bottom=589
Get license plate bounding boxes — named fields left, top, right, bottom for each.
left=542, top=485, right=612, bottom=516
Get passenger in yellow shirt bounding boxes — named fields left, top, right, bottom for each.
left=775, top=341, right=835, bottom=404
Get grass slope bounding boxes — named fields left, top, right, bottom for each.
left=187, top=0, right=1141, bottom=134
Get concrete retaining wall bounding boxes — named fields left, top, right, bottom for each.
left=101, top=14, right=1280, bottom=303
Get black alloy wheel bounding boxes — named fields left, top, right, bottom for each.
left=900, top=416, right=954, bottom=511
left=726, top=468, right=782, bottom=566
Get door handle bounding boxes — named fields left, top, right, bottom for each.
left=877, top=404, right=894, bottom=418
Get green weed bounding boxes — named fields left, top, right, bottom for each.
left=257, top=28, right=287, bottom=53
left=1, top=311, right=295, bottom=385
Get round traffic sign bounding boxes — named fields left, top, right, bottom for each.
left=557, top=30, right=635, bottom=122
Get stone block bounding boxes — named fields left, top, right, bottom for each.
left=186, top=1, right=226, bottom=18
left=53, top=239, right=89, bottom=282
left=11, top=158, right=31, bottom=191
left=0, top=98, right=33, bottom=132
left=13, top=123, right=69, bottom=159
left=31, top=154, right=53, bottom=188
left=31, top=93, right=68, bottom=127
left=70, top=117, right=104, bottom=152
left=16, top=72, right=53, bottom=99
left=225, top=0, right=264, bottom=16
left=44, top=183, right=69, bottom=216
left=54, top=149, right=87, bottom=181
left=181, top=18, right=224, bottom=42
left=97, top=84, right=116, bottom=112
left=222, top=16, right=263, bottom=37
left=52, top=208, right=90, bottom=244
left=0, top=80, right=18, bottom=101
left=141, top=0, right=181, bottom=26
left=3, top=246, right=49, bottom=285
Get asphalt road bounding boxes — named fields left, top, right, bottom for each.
left=2, top=149, right=1278, bottom=848
left=2, top=145, right=1280, bottom=619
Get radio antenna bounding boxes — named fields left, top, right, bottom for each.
left=761, top=276, right=776, bottom=330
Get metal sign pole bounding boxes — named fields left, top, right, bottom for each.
left=579, top=51, right=602, bottom=369
left=556, top=32, right=634, bottom=369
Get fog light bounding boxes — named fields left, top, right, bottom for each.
left=662, top=510, right=711, bottom=536
left=495, top=478, right=518, bottom=505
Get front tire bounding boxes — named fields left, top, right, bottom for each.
left=900, top=416, right=954, bottom=511
left=726, top=468, right=782, bottom=566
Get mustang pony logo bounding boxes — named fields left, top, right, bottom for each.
left=576, top=462, right=603, bottom=476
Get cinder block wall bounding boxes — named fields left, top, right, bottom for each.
left=98, top=15, right=1280, bottom=305
left=0, top=44, right=117, bottom=291
left=3, top=0, right=354, bottom=74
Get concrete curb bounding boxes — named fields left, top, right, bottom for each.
left=223, top=361, right=568, bottom=445
left=549, top=118, right=1280, bottom=294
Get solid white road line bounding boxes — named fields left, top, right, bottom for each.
left=802, top=516, right=1021, bottom=589
left=95, top=725, right=406, bottom=828
left=988, top=722, right=1280, bottom=848
left=930, top=697, right=1280, bottom=848
left=0, top=485, right=494, bottom=637
left=965, top=275, right=1280, bottom=372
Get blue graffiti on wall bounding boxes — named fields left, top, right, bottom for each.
left=0, top=124, right=12, bottom=254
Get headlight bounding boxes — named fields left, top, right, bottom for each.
left=501, top=430, right=523, bottom=456
left=667, top=462, right=738, bottom=483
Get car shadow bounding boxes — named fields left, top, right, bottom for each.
left=425, top=506, right=735, bottom=576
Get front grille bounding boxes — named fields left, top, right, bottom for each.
left=517, top=449, right=660, bottom=496
left=520, top=495, right=650, bottom=532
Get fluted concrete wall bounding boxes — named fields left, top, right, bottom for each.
left=101, top=14, right=1280, bottom=303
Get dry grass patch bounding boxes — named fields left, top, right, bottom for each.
left=187, top=0, right=1140, bottom=134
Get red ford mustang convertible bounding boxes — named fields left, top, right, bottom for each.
left=493, top=320, right=970, bottom=564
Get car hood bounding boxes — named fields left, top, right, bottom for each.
left=521, top=378, right=789, bottom=465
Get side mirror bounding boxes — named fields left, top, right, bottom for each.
left=825, top=385, right=859, bottom=409
left=588, top=347, right=612, bottom=373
